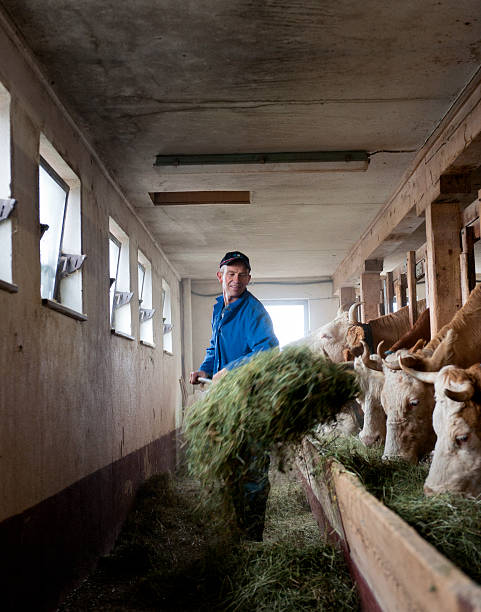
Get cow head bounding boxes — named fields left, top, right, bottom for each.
left=379, top=330, right=457, bottom=463
left=354, top=342, right=386, bottom=447
left=309, top=302, right=361, bottom=362
left=403, top=364, right=481, bottom=497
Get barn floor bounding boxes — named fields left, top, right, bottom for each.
left=57, top=465, right=359, bottom=611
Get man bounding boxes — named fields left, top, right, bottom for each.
left=190, top=251, right=279, bottom=540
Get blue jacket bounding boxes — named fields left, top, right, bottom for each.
left=199, top=290, right=279, bottom=376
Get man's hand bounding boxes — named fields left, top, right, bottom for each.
left=212, top=368, right=228, bottom=384
left=190, top=370, right=208, bottom=385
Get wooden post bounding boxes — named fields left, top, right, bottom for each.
left=385, top=271, right=394, bottom=314
left=425, top=202, right=462, bottom=336
left=407, top=251, right=418, bottom=326
left=339, top=286, right=357, bottom=311
left=360, top=272, right=381, bottom=323
left=460, top=225, right=476, bottom=304
left=394, top=273, right=407, bottom=310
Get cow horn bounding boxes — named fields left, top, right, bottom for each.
left=348, top=301, right=362, bottom=324
left=377, top=341, right=387, bottom=360
left=420, top=329, right=458, bottom=372
left=361, top=340, right=382, bottom=372
left=399, top=359, right=438, bottom=384
left=409, top=338, right=426, bottom=353
left=444, top=382, right=474, bottom=403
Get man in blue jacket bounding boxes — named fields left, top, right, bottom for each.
left=190, top=251, right=279, bottom=540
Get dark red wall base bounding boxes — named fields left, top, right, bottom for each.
left=0, top=431, right=176, bottom=612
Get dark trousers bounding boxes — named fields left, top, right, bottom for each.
left=230, top=453, right=270, bottom=541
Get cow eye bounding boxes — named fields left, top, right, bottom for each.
left=455, top=434, right=469, bottom=446
left=408, top=399, right=420, bottom=407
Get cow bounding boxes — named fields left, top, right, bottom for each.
left=386, top=307, right=431, bottom=353
left=375, top=284, right=481, bottom=462
left=306, top=299, right=426, bottom=363
left=354, top=343, right=386, bottom=447
left=345, top=300, right=427, bottom=358
left=401, top=361, right=481, bottom=497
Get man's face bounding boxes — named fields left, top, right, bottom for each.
left=217, top=262, right=251, bottom=302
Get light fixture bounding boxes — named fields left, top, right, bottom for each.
left=154, top=151, right=369, bottom=173
left=149, top=191, right=251, bottom=206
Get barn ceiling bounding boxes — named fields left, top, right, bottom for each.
left=2, top=0, right=481, bottom=279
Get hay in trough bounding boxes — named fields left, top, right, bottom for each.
left=184, top=346, right=359, bottom=489
left=313, top=435, right=481, bottom=584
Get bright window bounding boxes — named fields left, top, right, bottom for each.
left=39, top=136, right=84, bottom=312
left=263, top=300, right=308, bottom=348
left=39, top=160, right=68, bottom=299
left=162, top=278, right=173, bottom=352
left=138, top=250, right=154, bottom=344
left=0, top=81, right=13, bottom=284
left=109, top=217, right=132, bottom=335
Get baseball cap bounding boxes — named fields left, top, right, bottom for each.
left=219, top=251, right=251, bottom=271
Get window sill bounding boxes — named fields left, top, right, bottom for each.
left=163, top=349, right=174, bottom=356
left=111, top=328, right=135, bottom=341
left=0, top=279, right=19, bottom=293
left=140, top=340, right=156, bottom=349
left=42, top=299, right=88, bottom=321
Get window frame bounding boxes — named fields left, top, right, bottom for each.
left=39, top=156, right=70, bottom=302
left=109, top=232, right=122, bottom=325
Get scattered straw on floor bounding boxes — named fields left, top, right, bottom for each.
left=312, top=434, right=481, bottom=584
left=58, top=468, right=359, bottom=611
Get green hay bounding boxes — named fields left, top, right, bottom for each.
left=313, top=435, right=481, bottom=584
left=184, top=346, right=359, bottom=489
left=59, top=471, right=360, bottom=611
left=222, top=540, right=359, bottom=612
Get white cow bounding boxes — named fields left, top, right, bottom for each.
left=401, top=362, right=481, bottom=497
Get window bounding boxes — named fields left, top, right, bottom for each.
left=138, top=250, right=155, bottom=344
left=162, top=278, right=173, bottom=353
left=263, top=300, right=309, bottom=348
left=0, top=81, right=14, bottom=286
left=39, top=136, right=84, bottom=314
left=109, top=217, right=132, bottom=336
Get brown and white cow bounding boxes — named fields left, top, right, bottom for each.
left=345, top=300, right=427, bottom=358
left=401, top=362, right=481, bottom=497
left=377, top=284, right=481, bottom=462
left=307, top=299, right=426, bottom=363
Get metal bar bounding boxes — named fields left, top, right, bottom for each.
left=154, top=150, right=369, bottom=166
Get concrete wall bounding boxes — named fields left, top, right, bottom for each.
left=0, top=12, right=182, bottom=611
left=191, top=276, right=338, bottom=372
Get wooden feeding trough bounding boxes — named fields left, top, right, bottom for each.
left=297, top=439, right=481, bottom=612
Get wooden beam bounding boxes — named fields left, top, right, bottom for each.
left=406, top=251, right=418, bottom=326
left=360, top=271, right=381, bottom=323
left=363, top=258, right=384, bottom=272
left=460, top=225, right=476, bottom=304
left=385, top=271, right=394, bottom=314
left=339, top=286, right=357, bottom=311
left=332, top=69, right=481, bottom=294
left=426, top=202, right=462, bottom=335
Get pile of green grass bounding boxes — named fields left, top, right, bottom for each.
left=184, top=346, right=359, bottom=489
left=312, top=435, right=481, bottom=584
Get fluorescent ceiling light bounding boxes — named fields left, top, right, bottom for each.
left=149, top=191, right=250, bottom=205
left=154, top=151, right=369, bottom=173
